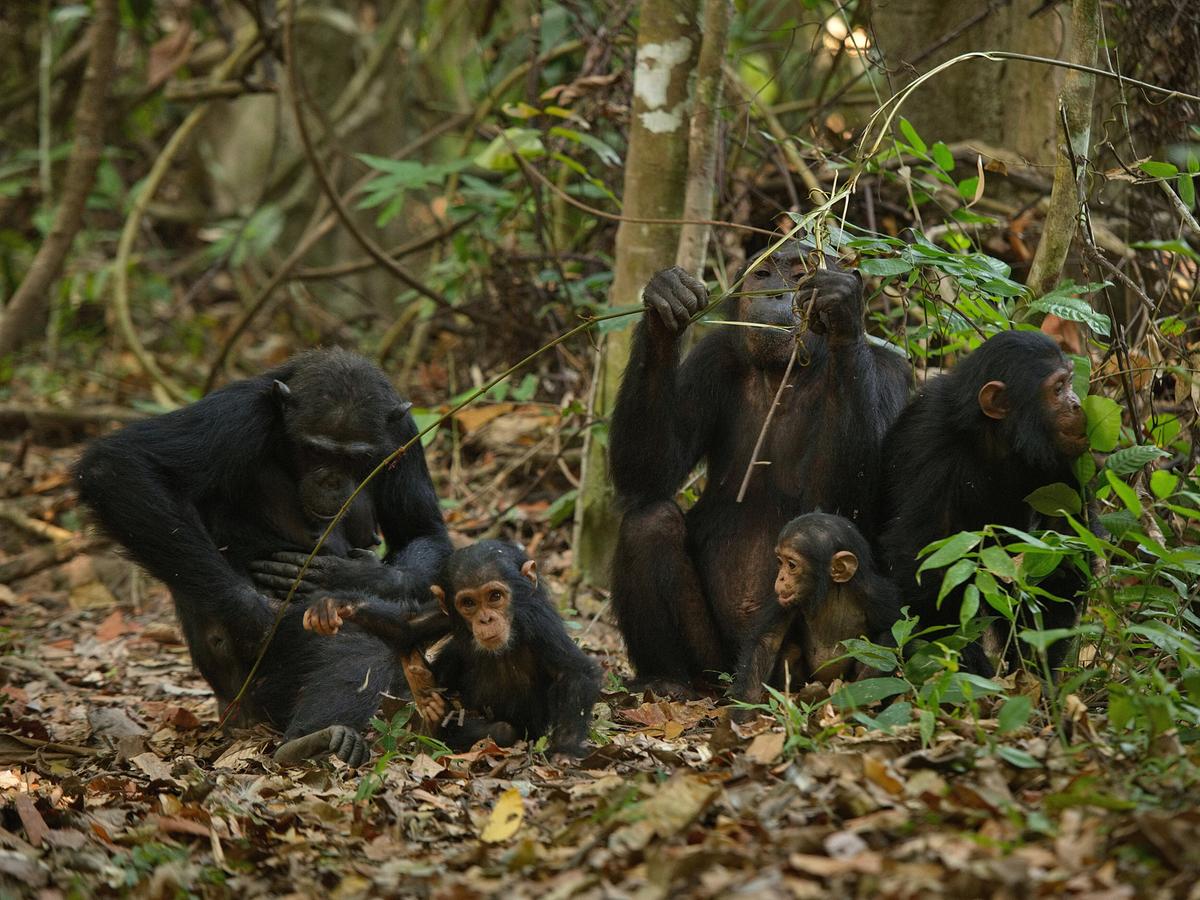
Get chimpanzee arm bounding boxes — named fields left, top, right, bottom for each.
left=372, top=411, right=453, bottom=602
left=610, top=323, right=738, bottom=506
left=530, top=607, right=601, bottom=754
left=75, top=381, right=278, bottom=657
left=343, top=600, right=451, bottom=651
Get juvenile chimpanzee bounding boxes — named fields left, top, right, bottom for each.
left=879, top=330, right=1091, bottom=674
left=733, top=513, right=901, bottom=712
left=609, top=245, right=911, bottom=692
left=318, top=541, right=600, bottom=756
left=75, top=348, right=452, bottom=765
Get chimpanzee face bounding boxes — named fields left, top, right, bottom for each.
left=737, top=248, right=810, bottom=369
left=434, top=557, right=538, bottom=654
left=1041, top=365, right=1088, bottom=460
left=774, top=544, right=813, bottom=607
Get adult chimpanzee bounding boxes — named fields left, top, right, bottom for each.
left=733, top=513, right=901, bottom=714
left=75, top=348, right=452, bottom=765
left=311, top=541, right=600, bottom=756
left=879, top=330, right=1090, bottom=675
left=608, top=247, right=911, bottom=692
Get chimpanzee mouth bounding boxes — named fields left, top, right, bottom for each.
left=777, top=592, right=797, bottom=606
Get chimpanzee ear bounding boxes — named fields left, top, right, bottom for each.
left=430, top=584, right=448, bottom=615
left=520, top=559, right=538, bottom=587
left=829, top=550, right=859, bottom=583
left=977, top=381, right=1009, bottom=420
left=387, top=401, right=414, bottom=430
left=273, top=380, right=293, bottom=407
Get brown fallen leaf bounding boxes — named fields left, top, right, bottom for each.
left=745, top=731, right=785, bottom=765
left=14, top=793, right=48, bottom=848
left=153, top=815, right=210, bottom=838
left=96, top=610, right=138, bottom=642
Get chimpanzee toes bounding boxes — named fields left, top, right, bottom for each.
left=331, top=726, right=369, bottom=767
left=273, top=725, right=368, bottom=767
left=629, top=677, right=701, bottom=701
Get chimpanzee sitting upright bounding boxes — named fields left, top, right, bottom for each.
left=312, top=541, right=601, bottom=755
left=609, top=246, right=911, bottom=692
left=879, top=330, right=1090, bottom=674
left=75, top=348, right=452, bottom=765
left=733, top=513, right=901, bottom=713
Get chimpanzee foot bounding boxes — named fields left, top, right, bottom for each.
left=273, top=725, right=369, bottom=767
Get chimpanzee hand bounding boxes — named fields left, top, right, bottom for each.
left=414, top=688, right=447, bottom=726
left=302, top=596, right=358, bottom=636
left=642, top=266, right=708, bottom=340
left=250, top=548, right=404, bottom=600
left=798, top=269, right=865, bottom=346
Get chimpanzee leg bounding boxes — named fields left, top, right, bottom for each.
left=611, top=501, right=724, bottom=688
left=266, top=623, right=398, bottom=767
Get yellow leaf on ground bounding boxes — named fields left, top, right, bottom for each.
left=480, top=787, right=524, bottom=843
left=746, top=731, right=785, bottom=765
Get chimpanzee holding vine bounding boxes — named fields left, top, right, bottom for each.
left=76, top=348, right=452, bottom=765
left=609, top=244, right=911, bottom=692
left=879, top=330, right=1091, bottom=675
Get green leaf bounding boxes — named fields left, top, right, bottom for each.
left=899, top=118, right=927, bottom=155
left=874, top=701, right=913, bottom=730
left=919, top=708, right=935, bottom=746
left=917, top=532, right=982, bottom=576
left=1150, top=469, right=1179, bottom=499
left=958, top=583, right=980, bottom=624
left=996, top=746, right=1042, bottom=769
left=829, top=677, right=910, bottom=710
left=1139, top=160, right=1179, bottom=178
left=1018, top=624, right=1096, bottom=652
left=1026, top=294, right=1111, bottom=336
left=1105, top=470, right=1143, bottom=517
left=938, top=558, right=977, bottom=604
left=1104, top=444, right=1168, bottom=476
left=979, top=545, right=1018, bottom=581
left=931, top=141, right=955, bottom=172
left=840, top=639, right=899, bottom=672
left=997, top=695, right=1033, bottom=734
left=738, top=52, right=778, bottom=106
left=858, top=257, right=914, bottom=277
left=1130, top=239, right=1200, bottom=264
left=1181, top=172, right=1196, bottom=208
left=544, top=489, right=578, bottom=527
left=1084, top=395, right=1122, bottom=452
left=474, top=128, right=545, bottom=172
left=1024, top=482, right=1082, bottom=517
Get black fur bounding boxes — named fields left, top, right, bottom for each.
left=879, top=331, right=1088, bottom=674
left=609, top=259, right=911, bottom=687
left=431, top=541, right=601, bottom=755
left=74, top=349, right=452, bottom=754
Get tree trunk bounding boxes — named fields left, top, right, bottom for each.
left=0, top=0, right=120, bottom=357
left=573, top=0, right=700, bottom=589
left=869, top=0, right=1066, bottom=164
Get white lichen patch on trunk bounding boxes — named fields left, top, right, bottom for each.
left=633, top=36, right=692, bottom=134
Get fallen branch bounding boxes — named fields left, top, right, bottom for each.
left=0, top=502, right=75, bottom=543
left=0, top=536, right=101, bottom=583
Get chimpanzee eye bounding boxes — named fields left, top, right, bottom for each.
left=489, top=590, right=504, bottom=603
left=787, top=559, right=797, bottom=570
left=754, top=269, right=771, bottom=279
left=461, top=598, right=476, bottom=610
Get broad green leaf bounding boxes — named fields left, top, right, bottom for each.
left=1026, top=294, right=1111, bottom=336
left=1130, top=239, right=1200, bottom=263
left=859, top=257, right=914, bottom=277
left=1024, top=482, right=1082, bottom=517
left=830, top=677, right=910, bottom=710
left=1139, top=160, right=1179, bottom=178
left=840, top=639, right=899, bottom=672
left=1084, top=395, right=1122, bottom=452
left=931, top=141, right=955, bottom=172
left=738, top=52, right=778, bottom=106
left=938, top=558, right=977, bottom=604
left=917, top=532, right=982, bottom=576
left=1105, top=470, right=1143, bottom=517
left=979, top=545, right=1018, bottom=581
left=1104, top=444, right=1168, bottom=476
left=873, top=701, right=913, bottom=730
left=997, top=695, right=1033, bottom=734
left=1150, top=469, right=1179, bottom=499
left=474, top=128, right=545, bottom=172
left=958, top=583, right=980, bottom=624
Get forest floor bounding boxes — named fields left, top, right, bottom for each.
left=2, top=429, right=1199, bottom=899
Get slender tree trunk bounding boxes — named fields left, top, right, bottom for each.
left=573, top=0, right=700, bottom=589
left=1026, top=0, right=1099, bottom=352
left=675, top=0, right=731, bottom=278
left=0, top=0, right=120, bottom=357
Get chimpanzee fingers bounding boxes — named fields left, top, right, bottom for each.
left=666, top=280, right=699, bottom=328
left=249, top=569, right=315, bottom=596
left=333, top=726, right=369, bottom=767
left=273, top=724, right=366, bottom=766
left=672, top=266, right=709, bottom=311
